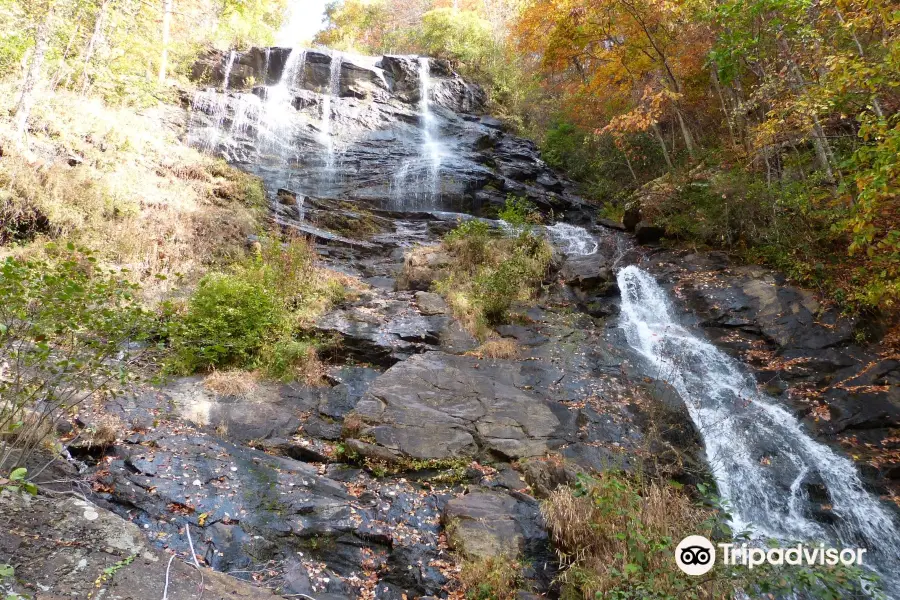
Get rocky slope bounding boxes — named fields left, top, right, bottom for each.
left=4, top=47, right=900, bottom=599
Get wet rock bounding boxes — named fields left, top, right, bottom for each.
left=623, top=202, right=641, bottom=231
left=414, top=291, right=448, bottom=315
left=353, top=352, right=573, bottom=461
left=339, top=55, right=390, bottom=99
left=559, top=254, right=612, bottom=291
left=0, top=492, right=282, bottom=599
left=634, top=222, right=665, bottom=244
left=397, top=246, right=451, bottom=291
left=520, top=457, right=578, bottom=499
left=316, top=295, right=473, bottom=366
left=442, top=489, right=545, bottom=559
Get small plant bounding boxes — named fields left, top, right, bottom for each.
left=498, top=195, right=538, bottom=231
left=0, top=245, right=153, bottom=475
left=435, top=219, right=552, bottom=338
left=543, top=472, right=882, bottom=599
left=166, top=235, right=344, bottom=380
left=0, top=467, right=37, bottom=495
left=458, top=555, right=522, bottom=600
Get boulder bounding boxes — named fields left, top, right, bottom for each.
left=623, top=202, right=641, bottom=231
left=353, top=352, right=572, bottom=460
left=635, top=222, right=665, bottom=244
left=415, top=291, right=448, bottom=315
left=442, top=490, right=545, bottom=559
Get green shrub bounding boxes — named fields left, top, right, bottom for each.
left=0, top=245, right=153, bottom=475
left=167, top=236, right=344, bottom=378
left=435, top=220, right=552, bottom=337
left=498, top=195, right=538, bottom=230
left=169, top=272, right=278, bottom=372
left=445, top=219, right=493, bottom=264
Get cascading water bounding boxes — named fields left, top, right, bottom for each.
left=257, top=48, right=307, bottom=154
left=419, top=56, right=442, bottom=199
left=546, top=223, right=599, bottom=256
left=617, top=265, right=900, bottom=592
left=390, top=57, right=445, bottom=210
left=188, top=50, right=238, bottom=152
left=320, top=52, right=342, bottom=184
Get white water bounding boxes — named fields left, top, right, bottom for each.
left=390, top=57, right=446, bottom=210
left=256, top=48, right=307, bottom=155
left=617, top=265, right=900, bottom=590
left=419, top=57, right=442, bottom=201
left=546, top=223, right=599, bottom=256
left=320, top=52, right=342, bottom=181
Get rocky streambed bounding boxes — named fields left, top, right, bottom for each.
left=4, top=46, right=900, bottom=600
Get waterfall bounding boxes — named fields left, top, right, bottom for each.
left=617, top=265, right=900, bottom=590
left=222, top=50, right=236, bottom=91
left=257, top=48, right=306, bottom=154
left=187, top=51, right=238, bottom=152
left=320, top=52, right=342, bottom=179
left=546, top=223, right=599, bottom=256
left=419, top=56, right=442, bottom=200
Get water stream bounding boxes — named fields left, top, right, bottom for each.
left=617, top=265, right=900, bottom=592
left=546, top=222, right=599, bottom=256
left=320, top=52, right=342, bottom=184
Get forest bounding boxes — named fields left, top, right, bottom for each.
left=2, top=0, right=898, bottom=314
left=1, top=0, right=900, bottom=598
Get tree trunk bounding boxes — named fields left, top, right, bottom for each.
left=158, top=0, right=173, bottom=83
left=623, top=148, right=638, bottom=183
left=80, top=0, right=110, bottom=96
left=674, top=106, right=697, bottom=160
left=710, top=65, right=738, bottom=150
left=652, top=123, right=674, bottom=170
left=50, top=19, right=80, bottom=90
left=14, top=6, right=53, bottom=142
left=777, top=38, right=836, bottom=183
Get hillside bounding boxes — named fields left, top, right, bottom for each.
left=1, top=1, right=900, bottom=600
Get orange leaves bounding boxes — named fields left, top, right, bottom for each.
left=513, top=0, right=711, bottom=134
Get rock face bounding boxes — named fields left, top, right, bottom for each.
left=353, top=352, right=573, bottom=460
left=0, top=491, right=282, bottom=599
left=187, top=47, right=591, bottom=221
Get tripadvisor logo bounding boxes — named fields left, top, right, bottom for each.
left=675, top=535, right=868, bottom=576
left=676, top=535, right=716, bottom=575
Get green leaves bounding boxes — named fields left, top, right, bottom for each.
left=1, top=247, right=153, bottom=473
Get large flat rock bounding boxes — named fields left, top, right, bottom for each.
left=0, top=491, right=282, bottom=600
left=353, top=352, right=576, bottom=460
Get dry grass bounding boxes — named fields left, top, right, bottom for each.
left=204, top=370, right=260, bottom=397
left=341, top=413, right=366, bottom=439
left=542, top=473, right=724, bottom=599
left=458, top=554, right=522, bottom=600
left=0, top=410, right=56, bottom=451
left=0, top=86, right=266, bottom=304
left=293, top=344, right=328, bottom=387
left=467, top=338, right=519, bottom=359
left=86, top=413, right=125, bottom=448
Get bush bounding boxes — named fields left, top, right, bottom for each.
left=0, top=245, right=153, bottom=475
left=498, top=195, right=538, bottom=230
left=167, top=236, right=344, bottom=380
left=544, top=473, right=881, bottom=599
left=458, top=555, right=522, bottom=600
left=168, top=272, right=278, bottom=372
left=435, top=220, right=552, bottom=337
